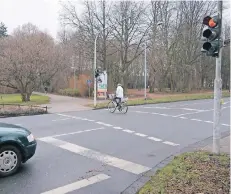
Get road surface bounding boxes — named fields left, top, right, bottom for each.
left=0, top=98, right=230, bottom=194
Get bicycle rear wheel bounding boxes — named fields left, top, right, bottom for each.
left=108, top=101, right=116, bottom=113
left=120, top=102, right=128, bottom=114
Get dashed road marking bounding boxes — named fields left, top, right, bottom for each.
left=57, top=114, right=180, bottom=146
left=39, top=137, right=151, bottom=174
left=148, top=137, right=162, bottom=142
left=135, top=133, right=147, bottom=137
left=41, top=174, right=110, bottom=194
left=204, top=120, right=213, bottom=123
left=163, top=141, right=180, bottom=146
left=113, top=127, right=123, bottom=129
left=123, top=129, right=134, bottom=133
left=100, top=123, right=113, bottom=127
left=191, top=118, right=202, bottom=122
left=221, top=123, right=230, bottom=127
left=46, top=127, right=105, bottom=138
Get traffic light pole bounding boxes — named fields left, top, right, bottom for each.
left=213, top=0, right=223, bottom=154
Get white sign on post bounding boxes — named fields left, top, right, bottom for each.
left=97, top=71, right=107, bottom=99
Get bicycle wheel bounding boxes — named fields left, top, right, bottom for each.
left=108, top=101, right=116, bottom=113
left=120, top=102, right=128, bottom=114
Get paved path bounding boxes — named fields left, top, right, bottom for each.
left=0, top=98, right=230, bottom=194
left=35, top=92, right=93, bottom=113
left=203, top=135, right=230, bottom=154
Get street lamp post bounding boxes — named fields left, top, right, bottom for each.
left=144, top=22, right=163, bottom=99
left=94, top=16, right=132, bottom=107
left=71, top=66, right=76, bottom=89
left=144, top=42, right=147, bottom=100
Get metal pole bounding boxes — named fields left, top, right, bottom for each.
left=93, top=16, right=132, bottom=108
left=213, top=0, right=223, bottom=154
left=144, top=41, right=147, bottom=100
left=94, top=35, right=98, bottom=107
left=74, top=68, right=76, bottom=89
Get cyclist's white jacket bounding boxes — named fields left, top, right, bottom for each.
left=116, top=86, right=124, bottom=98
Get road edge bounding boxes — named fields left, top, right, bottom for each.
left=120, top=130, right=230, bottom=194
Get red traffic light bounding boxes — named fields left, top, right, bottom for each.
left=203, top=16, right=218, bottom=28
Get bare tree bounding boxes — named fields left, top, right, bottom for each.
left=0, top=23, right=65, bottom=101
left=108, top=1, right=150, bottom=90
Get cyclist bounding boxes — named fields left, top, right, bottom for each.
left=115, top=83, right=123, bottom=107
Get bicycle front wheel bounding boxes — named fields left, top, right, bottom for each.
left=108, top=101, right=116, bottom=113
left=120, top=102, right=128, bottom=114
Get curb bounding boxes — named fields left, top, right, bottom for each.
left=121, top=130, right=230, bottom=194
left=91, top=96, right=230, bottom=110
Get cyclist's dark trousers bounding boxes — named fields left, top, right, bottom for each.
left=114, top=97, right=121, bottom=106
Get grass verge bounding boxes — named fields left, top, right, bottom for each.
left=138, top=151, right=230, bottom=194
left=88, top=91, right=230, bottom=108
left=0, top=94, right=50, bottom=105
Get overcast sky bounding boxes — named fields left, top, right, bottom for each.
left=0, top=0, right=230, bottom=40
left=0, top=0, right=84, bottom=39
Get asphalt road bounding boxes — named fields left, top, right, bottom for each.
left=0, top=98, right=230, bottom=194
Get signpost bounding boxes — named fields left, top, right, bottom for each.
left=87, top=80, right=92, bottom=98
left=97, top=71, right=107, bottom=99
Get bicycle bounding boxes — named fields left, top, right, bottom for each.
left=107, top=94, right=128, bottom=114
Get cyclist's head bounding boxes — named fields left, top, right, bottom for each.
left=117, top=83, right=122, bottom=87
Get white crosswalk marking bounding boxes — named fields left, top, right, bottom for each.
left=39, top=137, right=151, bottom=175
left=41, top=174, right=110, bottom=194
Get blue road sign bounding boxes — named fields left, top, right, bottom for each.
left=87, top=80, right=92, bottom=86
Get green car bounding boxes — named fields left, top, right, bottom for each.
left=0, top=122, right=37, bottom=177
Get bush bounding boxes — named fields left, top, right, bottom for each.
left=0, top=107, right=47, bottom=117
left=58, top=88, right=80, bottom=97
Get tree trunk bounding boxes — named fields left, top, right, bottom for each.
left=107, top=71, right=114, bottom=92
left=26, top=93, right=31, bottom=101
left=21, top=93, right=26, bottom=102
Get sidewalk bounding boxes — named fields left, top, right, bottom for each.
left=34, top=92, right=93, bottom=113
left=202, top=135, right=230, bottom=154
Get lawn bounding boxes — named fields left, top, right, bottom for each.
left=0, top=94, right=50, bottom=105
left=89, top=90, right=230, bottom=108
left=138, top=151, right=230, bottom=194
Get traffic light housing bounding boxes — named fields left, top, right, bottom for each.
left=201, top=15, right=221, bottom=57
left=95, top=69, right=100, bottom=78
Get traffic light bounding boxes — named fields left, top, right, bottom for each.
left=201, top=15, right=221, bottom=57
left=95, top=69, right=100, bottom=78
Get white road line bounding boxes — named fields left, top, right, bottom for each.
left=204, top=120, right=213, bottom=123
left=159, top=114, right=168, bottom=116
left=81, top=118, right=89, bottom=121
left=221, top=123, right=230, bottom=127
left=143, top=107, right=170, bottom=109
left=96, top=121, right=104, bottom=124
left=163, top=141, right=180, bottom=146
left=222, top=106, right=231, bottom=110
left=179, top=117, right=187, bottom=119
left=190, top=118, right=202, bottom=122
left=52, top=118, right=70, bottom=122
left=48, top=127, right=105, bottom=138
left=135, top=133, right=147, bottom=137
left=135, top=111, right=149, bottom=114
left=39, top=137, right=151, bottom=174
left=123, top=129, right=134, bottom=133
left=87, top=119, right=95, bottom=122
left=57, top=114, right=81, bottom=120
left=148, top=137, right=162, bottom=142
left=100, top=123, right=113, bottom=127
left=113, top=127, right=123, bottom=129
left=41, top=174, right=110, bottom=194
left=174, top=109, right=214, bottom=117
left=150, top=112, right=171, bottom=117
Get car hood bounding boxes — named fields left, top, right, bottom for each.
left=0, top=122, right=31, bottom=136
